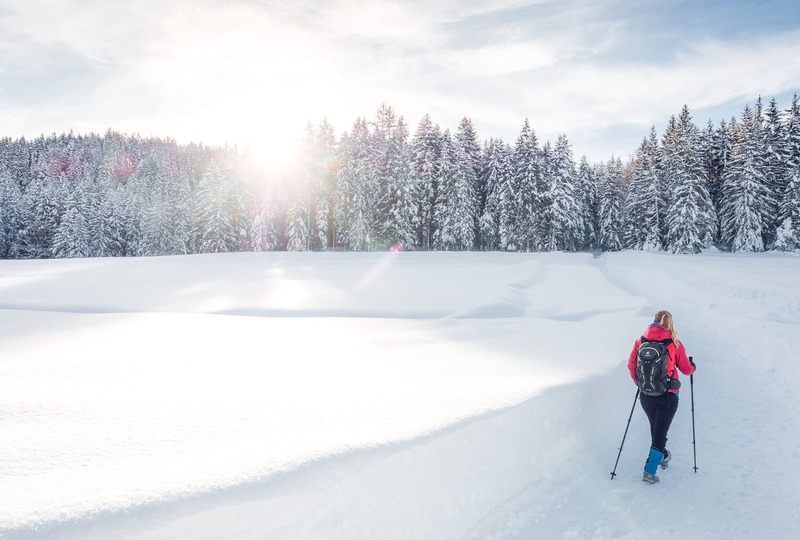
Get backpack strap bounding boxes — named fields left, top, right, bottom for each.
left=661, top=338, right=675, bottom=377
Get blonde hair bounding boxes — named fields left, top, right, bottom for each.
left=654, top=310, right=679, bottom=342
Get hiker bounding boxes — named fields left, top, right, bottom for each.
left=627, top=309, right=696, bottom=484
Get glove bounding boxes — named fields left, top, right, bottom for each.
left=689, top=356, right=696, bottom=369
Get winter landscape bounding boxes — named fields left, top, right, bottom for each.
left=1, top=249, right=799, bottom=539
left=3, top=1, right=800, bottom=538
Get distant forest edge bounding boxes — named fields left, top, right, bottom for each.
left=1, top=95, right=799, bottom=259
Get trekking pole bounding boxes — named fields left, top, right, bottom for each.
left=690, top=357, right=698, bottom=472
left=610, top=388, right=640, bottom=480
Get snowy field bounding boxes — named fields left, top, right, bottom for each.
left=1, top=250, right=799, bottom=540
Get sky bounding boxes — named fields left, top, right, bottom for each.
left=1, top=250, right=799, bottom=538
left=1, top=0, right=799, bottom=165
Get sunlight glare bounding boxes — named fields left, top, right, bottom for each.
left=241, top=132, right=302, bottom=172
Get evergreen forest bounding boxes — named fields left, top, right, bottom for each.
left=1, top=95, right=799, bottom=259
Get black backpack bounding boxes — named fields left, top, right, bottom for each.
left=636, top=337, right=677, bottom=396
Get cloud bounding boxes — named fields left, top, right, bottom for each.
left=0, top=0, right=798, bottom=164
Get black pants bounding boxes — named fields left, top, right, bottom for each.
left=639, top=392, right=679, bottom=453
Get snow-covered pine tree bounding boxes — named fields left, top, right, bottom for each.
left=456, top=117, right=483, bottom=244
left=314, top=118, right=338, bottom=251
left=161, top=159, right=193, bottom=255
left=135, top=156, right=174, bottom=256
left=543, top=134, right=584, bottom=251
left=370, top=104, right=396, bottom=246
left=95, top=191, right=127, bottom=257
left=334, top=118, right=380, bottom=250
left=623, top=129, right=663, bottom=251
left=286, top=126, right=316, bottom=251
left=382, top=116, right=417, bottom=249
left=52, top=207, right=91, bottom=258
left=705, top=118, right=733, bottom=241
left=192, top=159, right=238, bottom=253
left=783, top=94, right=800, bottom=223
left=762, top=97, right=787, bottom=245
left=576, top=156, right=598, bottom=251
left=0, top=170, right=22, bottom=258
left=410, top=115, right=441, bottom=250
left=17, top=175, right=68, bottom=258
left=720, top=105, right=769, bottom=252
left=664, top=106, right=716, bottom=253
left=286, top=199, right=310, bottom=251
left=250, top=188, right=280, bottom=252
left=509, top=119, right=541, bottom=251
left=752, top=96, right=779, bottom=247
left=478, top=138, right=512, bottom=251
left=597, top=158, right=624, bottom=252
left=433, top=130, right=478, bottom=250
left=456, top=117, right=482, bottom=182
left=773, top=169, right=800, bottom=251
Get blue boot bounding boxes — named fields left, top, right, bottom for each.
left=643, top=447, right=664, bottom=484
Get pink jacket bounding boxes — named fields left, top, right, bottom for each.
left=627, top=324, right=695, bottom=393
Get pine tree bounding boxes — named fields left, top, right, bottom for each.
left=456, top=117, right=483, bottom=241
left=753, top=97, right=779, bottom=246
left=52, top=206, right=92, bottom=258
left=762, top=97, right=787, bottom=243
left=623, top=129, right=664, bottom=251
left=382, top=117, right=417, bottom=249
left=134, top=155, right=182, bottom=256
left=773, top=169, right=800, bottom=251
left=456, top=117, right=482, bottom=182
left=664, top=106, right=716, bottom=253
left=192, top=160, right=238, bottom=253
left=576, top=156, right=598, bottom=250
left=478, top=138, right=512, bottom=251
left=18, top=176, right=68, bottom=258
left=286, top=126, right=315, bottom=251
left=433, top=130, right=478, bottom=250
left=509, top=119, right=542, bottom=251
left=544, top=134, right=584, bottom=251
left=707, top=118, right=734, bottom=240
left=410, top=115, right=441, bottom=250
left=286, top=200, right=310, bottom=251
left=783, top=94, right=800, bottom=223
left=334, top=119, right=380, bottom=250
left=250, top=190, right=280, bottom=252
left=314, top=118, right=338, bottom=250
left=720, top=105, right=769, bottom=252
left=597, top=158, right=624, bottom=251
left=0, top=170, right=22, bottom=258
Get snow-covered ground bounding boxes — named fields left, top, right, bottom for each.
left=1, top=250, right=798, bottom=539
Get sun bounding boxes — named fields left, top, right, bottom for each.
left=207, top=85, right=309, bottom=173
left=240, top=131, right=302, bottom=172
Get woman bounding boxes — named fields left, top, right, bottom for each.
left=627, top=310, right=696, bottom=484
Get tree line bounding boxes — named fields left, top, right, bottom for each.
left=1, top=95, right=799, bottom=259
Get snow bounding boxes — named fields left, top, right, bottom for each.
left=1, top=250, right=799, bottom=539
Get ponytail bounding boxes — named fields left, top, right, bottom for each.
left=654, top=309, right=679, bottom=343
